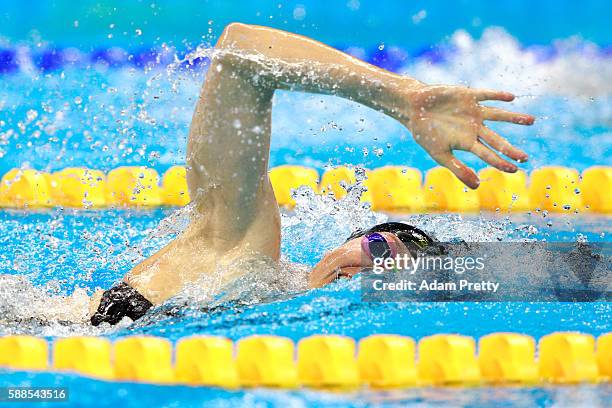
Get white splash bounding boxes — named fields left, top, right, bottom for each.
left=405, top=28, right=612, bottom=97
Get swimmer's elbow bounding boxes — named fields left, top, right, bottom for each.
left=217, top=22, right=257, bottom=48
left=214, top=23, right=269, bottom=78
left=214, top=23, right=281, bottom=84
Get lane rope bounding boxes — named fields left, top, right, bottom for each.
left=0, top=165, right=609, bottom=213
left=1, top=332, right=610, bottom=388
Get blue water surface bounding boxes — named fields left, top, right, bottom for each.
left=0, top=208, right=610, bottom=407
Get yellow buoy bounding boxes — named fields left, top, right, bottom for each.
left=367, top=166, right=425, bottom=212
left=539, top=332, right=598, bottom=383
left=0, top=169, right=52, bottom=208
left=269, top=165, right=319, bottom=207
left=0, top=335, right=48, bottom=370
left=320, top=166, right=371, bottom=202
left=162, top=166, right=190, bottom=206
left=358, top=334, right=417, bottom=387
left=581, top=166, right=611, bottom=213
left=235, top=335, right=297, bottom=388
left=106, top=166, right=162, bottom=207
left=175, top=336, right=238, bottom=387
left=478, top=333, right=538, bottom=384
left=477, top=168, right=530, bottom=211
left=423, top=167, right=480, bottom=212
left=529, top=167, right=582, bottom=212
left=113, top=336, right=174, bottom=383
left=53, top=337, right=113, bottom=379
left=596, top=333, right=612, bottom=380
left=417, top=334, right=480, bottom=385
left=50, top=168, right=107, bottom=208
left=297, top=335, right=359, bottom=388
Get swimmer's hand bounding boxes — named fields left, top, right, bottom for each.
left=88, top=289, right=104, bottom=318
left=401, top=85, right=534, bottom=189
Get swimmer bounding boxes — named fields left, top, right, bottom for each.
left=90, top=23, right=534, bottom=325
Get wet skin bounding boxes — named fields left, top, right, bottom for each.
left=89, top=23, right=534, bottom=313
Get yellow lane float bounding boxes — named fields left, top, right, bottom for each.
left=358, top=334, right=417, bottom=388
left=320, top=166, right=371, bottom=202
left=478, top=168, right=530, bottom=211
left=0, top=169, right=53, bottom=208
left=53, top=337, right=113, bottom=379
left=113, top=336, right=174, bottom=384
left=50, top=168, right=106, bottom=208
left=162, top=165, right=190, bottom=206
left=0, top=335, right=48, bottom=370
left=236, top=335, right=297, bottom=388
left=538, top=332, right=598, bottom=383
left=297, top=335, right=359, bottom=388
left=424, top=167, right=480, bottom=212
left=0, top=332, right=610, bottom=388
left=367, top=166, right=425, bottom=212
left=106, top=166, right=162, bottom=207
left=478, top=333, right=538, bottom=384
left=269, top=165, right=319, bottom=207
left=529, top=166, right=582, bottom=212
left=581, top=166, right=611, bottom=213
left=175, top=336, right=238, bottom=387
left=417, top=334, right=481, bottom=385
left=596, top=333, right=612, bottom=380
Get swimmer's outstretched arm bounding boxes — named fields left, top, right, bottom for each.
left=90, top=23, right=535, bottom=324
left=213, top=23, right=534, bottom=189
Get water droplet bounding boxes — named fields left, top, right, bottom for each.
left=26, top=110, right=38, bottom=121
left=412, top=9, right=427, bottom=24
left=293, top=5, right=306, bottom=20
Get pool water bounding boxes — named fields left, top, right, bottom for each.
left=0, top=2, right=611, bottom=406
left=1, top=370, right=610, bottom=407
left=0, top=205, right=610, bottom=406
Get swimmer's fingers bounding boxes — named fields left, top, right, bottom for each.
left=471, top=142, right=517, bottom=173
left=431, top=151, right=479, bottom=189
left=482, top=107, right=535, bottom=125
left=479, top=127, right=529, bottom=162
left=473, top=88, right=515, bottom=102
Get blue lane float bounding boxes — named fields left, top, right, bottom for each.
left=0, top=43, right=609, bottom=74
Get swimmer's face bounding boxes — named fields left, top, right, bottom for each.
left=308, top=232, right=411, bottom=287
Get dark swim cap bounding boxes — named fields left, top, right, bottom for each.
left=345, top=222, right=440, bottom=255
